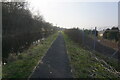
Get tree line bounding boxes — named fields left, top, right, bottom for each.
left=2, top=2, right=59, bottom=62
left=84, top=29, right=98, bottom=37
left=83, top=27, right=119, bottom=42
left=103, top=27, right=119, bottom=42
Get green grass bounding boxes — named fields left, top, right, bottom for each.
left=0, top=64, right=1, bottom=79
left=63, top=32, right=120, bottom=79
left=2, top=33, right=58, bottom=78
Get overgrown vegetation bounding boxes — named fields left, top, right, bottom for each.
left=2, top=33, right=58, bottom=78
left=64, top=28, right=120, bottom=59
left=103, top=27, right=119, bottom=42
left=84, top=29, right=98, bottom=37
left=2, top=2, right=59, bottom=62
left=63, top=32, right=120, bottom=78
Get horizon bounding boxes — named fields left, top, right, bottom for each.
left=28, top=0, right=119, bottom=31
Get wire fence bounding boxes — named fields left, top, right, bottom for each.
left=64, top=28, right=120, bottom=61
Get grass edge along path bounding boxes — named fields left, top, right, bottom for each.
left=62, top=32, right=120, bottom=79
left=2, top=33, right=58, bottom=78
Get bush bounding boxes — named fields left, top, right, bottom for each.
left=2, top=2, right=58, bottom=63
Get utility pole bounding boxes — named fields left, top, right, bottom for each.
left=94, top=27, right=97, bottom=50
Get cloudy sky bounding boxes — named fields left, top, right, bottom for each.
left=27, top=0, right=119, bottom=30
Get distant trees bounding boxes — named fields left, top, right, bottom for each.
left=84, top=29, right=98, bottom=37
left=103, top=27, right=119, bottom=42
left=84, top=29, right=91, bottom=35
left=2, top=2, right=58, bottom=61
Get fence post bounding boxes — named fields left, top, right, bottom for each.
left=94, top=27, right=97, bottom=50
left=82, top=28, right=84, bottom=45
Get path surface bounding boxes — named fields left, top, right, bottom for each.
left=30, top=33, right=72, bottom=78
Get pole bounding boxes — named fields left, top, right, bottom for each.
left=94, top=27, right=97, bottom=50
left=82, top=28, right=84, bottom=45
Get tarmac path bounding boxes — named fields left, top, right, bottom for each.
left=30, top=33, right=72, bottom=78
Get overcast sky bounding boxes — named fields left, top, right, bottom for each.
left=27, top=0, right=119, bottom=30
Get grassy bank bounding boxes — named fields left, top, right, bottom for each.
left=2, top=33, right=58, bottom=78
left=63, top=32, right=120, bottom=79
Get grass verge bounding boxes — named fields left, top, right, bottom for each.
left=2, top=33, right=58, bottom=78
left=63, top=32, right=120, bottom=79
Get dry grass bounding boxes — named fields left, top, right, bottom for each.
left=63, top=32, right=120, bottom=79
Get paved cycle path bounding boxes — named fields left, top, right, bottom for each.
left=30, top=33, right=72, bottom=78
